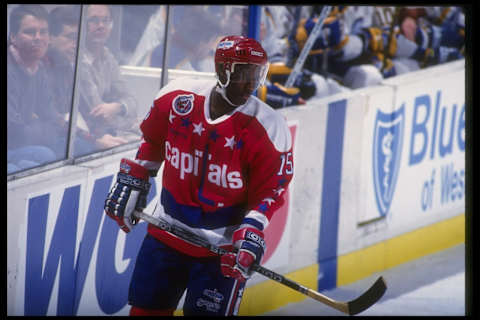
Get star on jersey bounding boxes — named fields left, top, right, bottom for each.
left=258, top=203, right=268, bottom=213
left=209, top=130, right=219, bottom=142
left=273, top=187, right=285, bottom=196
left=181, top=118, right=191, bottom=128
left=224, top=136, right=236, bottom=150
left=236, top=139, right=244, bottom=149
left=262, top=197, right=275, bottom=206
left=193, top=122, right=205, bottom=136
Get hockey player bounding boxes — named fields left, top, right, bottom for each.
left=104, top=35, right=294, bottom=316
left=290, top=6, right=464, bottom=90
left=257, top=6, right=353, bottom=100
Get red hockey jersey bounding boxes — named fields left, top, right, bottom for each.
left=136, top=78, right=293, bottom=257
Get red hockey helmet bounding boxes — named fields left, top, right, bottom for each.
left=214, top=35, right=269, bottom=92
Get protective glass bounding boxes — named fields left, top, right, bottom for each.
left=230, top=62, right=269, bottom=90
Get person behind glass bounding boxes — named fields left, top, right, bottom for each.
left=47, top=6, right=80, bottom=65
left=103, top=35, right=294, bottom=315
left=77, top=4, right=138, bottom=152
left=44, top=5, right=97, bottom=156
left=45, top=5, right=80, bottom=115
left=7, top=4, right=64, bottom=174
left=149, top=6, right=225, bottom=71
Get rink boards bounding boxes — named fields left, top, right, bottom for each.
left=7, top=60, right=465, bottom=315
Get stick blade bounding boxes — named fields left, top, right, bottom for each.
left=347, top=276, right=387, bottom=315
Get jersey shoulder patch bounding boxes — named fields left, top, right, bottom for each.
left=171, top=93, right=195, bottom=116
left=151, top=77, right=216, bottom=118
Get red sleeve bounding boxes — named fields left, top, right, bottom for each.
left=246, top=123, right=293, bottom=223
left=136, top=94, right=171, bottom=162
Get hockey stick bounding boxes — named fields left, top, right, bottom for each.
left=133, top=210, right=387, bottom=315
left=284, top=6, right=332, bottom=89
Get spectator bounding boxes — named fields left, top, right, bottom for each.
left=45, top=5, right=97, bottom=156
left=129, top=5, right=247, bottom=71
left=45, top=5, right=80, bottom=115
left=149, top=6, right=229, bottom=71
left=48, top=5, right=80, bottom=66
left=7, top=4, right=64, bottom=174
left=397, top=6, right=464, bottom=68
left=76, top=4, right=139, bottom=155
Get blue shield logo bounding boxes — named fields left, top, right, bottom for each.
left=372, top=105, right=405, bottom=216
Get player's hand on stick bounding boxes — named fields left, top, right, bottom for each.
left=104, top=158, right=151, bottom=233
left=221, top=226, right=266, bottom=282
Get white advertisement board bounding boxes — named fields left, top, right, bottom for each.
left=8, top=128, right=297, bottom=315
left=359, top=65, right=465, bottom=234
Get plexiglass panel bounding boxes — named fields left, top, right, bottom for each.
left=7, top=4, right=81, bottom=173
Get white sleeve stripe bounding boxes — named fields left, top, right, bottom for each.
left=243, top=210, right=269, bottom=230
left=134, top=159, right=162, bottom=171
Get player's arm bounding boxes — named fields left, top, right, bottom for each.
left=222, top=120, right=293, bottom=281
left=104, top=94, right=169, bottom=232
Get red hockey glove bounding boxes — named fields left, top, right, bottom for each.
left=220, top=227, right=266, bottom=282
left=104, top=158, right=151, bottom=233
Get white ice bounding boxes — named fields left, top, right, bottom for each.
left=263, top=244, right=465, bottom=316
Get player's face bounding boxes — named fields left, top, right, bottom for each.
left=11, top=15, right=49, bottom=62
left=226, top=63, right=267, bottom=105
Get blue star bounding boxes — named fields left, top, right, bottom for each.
left=258, top=203, right=268, bottom=213
left=236, top=139, right=244, bottom=149
left=209, top=130, right=219, bottom=142
left=181, top=118, right=191, bottom=127
left=278, top=177, right=287, bottom=186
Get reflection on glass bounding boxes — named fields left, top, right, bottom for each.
left=161, top=6, right=248, bottom=73
left=7, top=4, right=249, bottom=175
left=126, top=5, right=248, bottom=73
left=7, top=4, right=66, bottom=174
left=74, top=4, right=140, bottom=157
left=44, top=5, right=83, bottom=157
left=126, top=5, right=167, bottom=67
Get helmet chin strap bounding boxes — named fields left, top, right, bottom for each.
left=216, top=70, right=243, bottom=107
left=215, top=86, right=242, bottom=107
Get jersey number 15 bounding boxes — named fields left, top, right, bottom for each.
left=278, top=152, right=293, bottom=175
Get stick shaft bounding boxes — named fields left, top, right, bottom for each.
left=133, top=211, right=350, bottom=313
left=284, top=6, right=332, bottom=88
left=133, top=211, right=384, bottom=315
